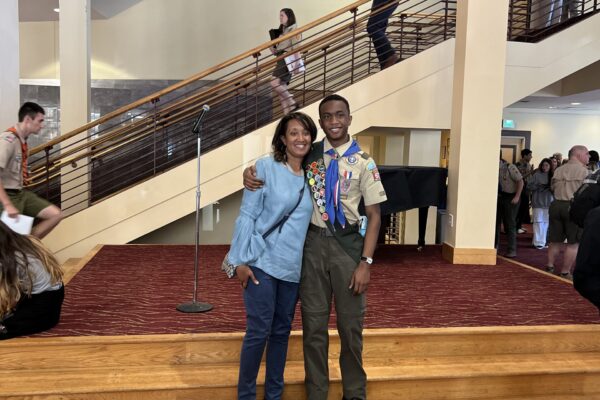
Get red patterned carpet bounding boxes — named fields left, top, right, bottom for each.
left=34, top=243, right=598, bottom=337
left=498, top=224, right=555, bottom=271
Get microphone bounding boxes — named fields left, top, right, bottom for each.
left=192, top=104, right=211, bottom=133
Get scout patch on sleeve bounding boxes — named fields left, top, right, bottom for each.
left=367, top=160, right=376, bottom=171
left=2, top=135, right=15, bottom=143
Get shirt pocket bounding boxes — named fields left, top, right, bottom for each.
left=340, top=173, right=360, bottom=199
left=10, top=157, right=21, bottom=174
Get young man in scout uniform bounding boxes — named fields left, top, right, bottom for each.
left=244, top=94, right=387, bottom=400
left=0, top=102, right=62, bottom=238
left=496, top=154, right=523, bottom=258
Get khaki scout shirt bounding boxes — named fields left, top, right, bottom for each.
left=499, top=161, right=522, bottom=194
left=310, top=138, right=387, bottom=227
left=0, top=131, right=23, bottom=189
left=551, top=160, right=589, bottom=201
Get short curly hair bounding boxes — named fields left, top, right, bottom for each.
left=272, top=112, right=318, bottom=163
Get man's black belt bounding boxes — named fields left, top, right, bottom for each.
left=308, top=223, right=335, bottom=237
left=4, top=189, right=21, bottom=194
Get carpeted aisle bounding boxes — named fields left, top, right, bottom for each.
left=35, top=244, right=599, bottom=337
left=498, top=223, right=561, bottom=271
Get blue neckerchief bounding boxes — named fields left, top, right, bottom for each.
left=325, top=140, right=361, bottom=227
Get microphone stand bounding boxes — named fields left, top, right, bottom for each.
left=177, top=107, right=213, bottom=313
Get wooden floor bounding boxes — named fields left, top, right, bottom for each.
left=3, top=247, right=600, bottom=399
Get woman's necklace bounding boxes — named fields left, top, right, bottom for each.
left=285, top=161, right=303, bottom=176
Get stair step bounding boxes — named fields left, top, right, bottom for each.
left=3, top=353, right=600, bottom=399
left=5, top=326, right=600, bottom=370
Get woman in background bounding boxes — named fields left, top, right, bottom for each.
left=228, top=112, right=316, bottom=400
left=528, top=158, right=554, bottom=249
left=0, top=221, right=64, bottom=339
left=270, top=8, right=300, bottom=115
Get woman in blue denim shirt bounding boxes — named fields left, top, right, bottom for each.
left=228, top=112, right=316, bottom=400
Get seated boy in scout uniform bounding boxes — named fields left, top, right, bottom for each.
left=244, top=94, right=387, bottom=400
left=0, top=102, right=62, bottom=238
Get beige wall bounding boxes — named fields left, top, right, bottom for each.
left=502, top=110, right=600, bottom=163
left=0, top=0, right=20, bottom=129
left=19, top=21, right=59, bottom=79
left=132, top=190, right=243, bottom=245
left=20, top=0, right=354, bottom=80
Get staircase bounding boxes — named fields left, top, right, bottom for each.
left=3, top=325, right=600, bottom=399
left=36, top=8, right=600, bottom=263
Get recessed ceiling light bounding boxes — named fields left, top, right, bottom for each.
left=548, top=106, right=556, bottom=109
left=571, top=102, right=581, bottom=105
left=53, top=8, right=60, bottom=12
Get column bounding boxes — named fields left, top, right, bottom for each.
left=0, top=0, right=19, bottom=129
left=443, top=0, right=510, bottom=265
left=59, top=0, right=91, bottom=214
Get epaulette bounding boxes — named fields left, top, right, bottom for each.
left=360, top=151, right=370, bottom=160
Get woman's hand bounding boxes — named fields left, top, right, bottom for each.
left=236, top=265, right=259, bottom=289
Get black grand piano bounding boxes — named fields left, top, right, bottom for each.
left=376, top=166, right=448, bottom=246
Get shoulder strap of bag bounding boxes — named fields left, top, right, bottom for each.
left=262, top=183, right=305, bottom=239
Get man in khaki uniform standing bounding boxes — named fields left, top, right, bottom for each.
left=547, top=145, right=590, bottom=279
left=245, top=94, right=387, bottom=400
left=496, top=155, right=523, bottom=258
left=0, top=102, right=62, bottom=238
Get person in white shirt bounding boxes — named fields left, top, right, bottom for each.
left=0, top=221, right=64, bottom=339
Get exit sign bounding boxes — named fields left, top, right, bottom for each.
left=502, top=119, right=516, bottom=129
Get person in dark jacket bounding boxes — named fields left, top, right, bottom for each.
left=573, top=205, right=600, bottom=314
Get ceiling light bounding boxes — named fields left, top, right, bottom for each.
left=571, top=102, right=581, bottom=105
left=548, top=106, right=556, bottom=109
left=53, top=8, right=60, bottom=12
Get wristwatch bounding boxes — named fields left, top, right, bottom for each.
left=360, top=256, right=373, bottom=265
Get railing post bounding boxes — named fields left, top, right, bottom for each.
left=525, top=0, right=533, bottom=34
left=302, top=52, right=307, bottom=106
left=415, top=26, right=421, bottom=54
left=44, top=147, right=51, bottom=200
left=508, top=0, right=514, bottom=40
left=443, top=0, right=449, bottom=40
left=350, top=7, right=357, bottom=84
left=151, top=97, right=159, bottom=175
left=595, top=0, right=598, bottom=12
left=322, top=47, right=328, bottom=97
left=233, top=83, right=239, bottom=136
left=244, top=84, right=249, bottom=134
left=253, top=53, right=260, bottom=129
left=400, top=14, right=406, bottom=61
left=367, top=37, right=373, bottom=74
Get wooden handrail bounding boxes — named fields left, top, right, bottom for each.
left=30, top=0, right=372, bottom=156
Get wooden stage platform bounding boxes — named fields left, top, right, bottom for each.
left=2, top=245, right=600, bottom=399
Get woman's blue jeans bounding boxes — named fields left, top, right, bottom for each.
left=238, top=267, right=299, bottom=400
